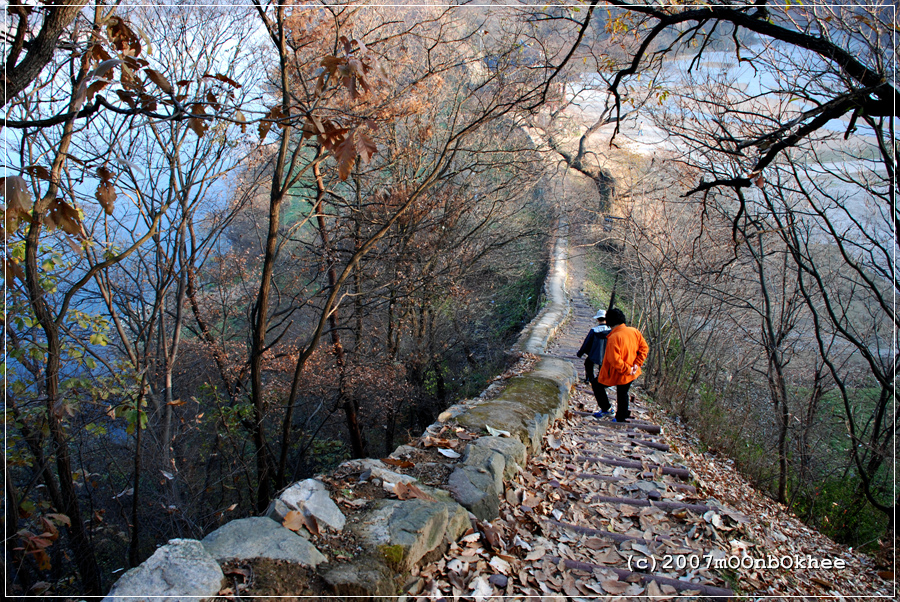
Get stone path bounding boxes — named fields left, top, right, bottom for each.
left=417, top=252, right=740, bottom=599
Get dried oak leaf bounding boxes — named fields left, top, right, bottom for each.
left=144, top=68, right=172, bottom=94
left=381, top=458, right=414, bottom=469
left=96, top=166, right=116, bottom=214
left=282, top=510, right=319, bottom=536
left=44, top=198, right=83, bottom=236
left=394, top=481, right=436, bottom=502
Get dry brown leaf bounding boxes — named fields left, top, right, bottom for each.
left=44, top=198, right=83, bottom=236
left=646, top=579, right=664, bottom=596
left=282, top=510, right=305, bottom=531
left=601, top=578, right=629, bottom=594
left=811, top=576, right=836, bottom=589
left=188, top=104, right=209, bottom=138
left=478, top=521, right=502, bottom=550
left=302, top=512, right=319, bottom=536
left=381, top=458, right=414, bottom=469
left=562, top=574, right=579, bottom=597
left=594, top=547, right=623, bottom=564
left=394, top=481, right=436, bottom=502
left=145, top=68, right=173, bottom=94
left=4, top=258, right=25, bottom=284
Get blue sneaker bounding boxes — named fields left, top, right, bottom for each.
left=593, top=410, right=614, bottom=419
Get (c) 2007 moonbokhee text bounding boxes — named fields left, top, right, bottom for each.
left=627, top=553, right=848, bottom=572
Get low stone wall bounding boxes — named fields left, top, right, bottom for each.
left=103, top=236, right=575, bottom=602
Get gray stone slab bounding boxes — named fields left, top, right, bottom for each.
left=447, top=466, right=500, bottom=521
left=103, top=539, right=223, bottom=602
left=351, top=494, right=469, bottom=571
left=469, top=436, right=527, bottom=479
left=201, top=516, right=326, bottom=568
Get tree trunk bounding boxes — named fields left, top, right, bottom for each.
left=25, top=215, right=102, bottom=594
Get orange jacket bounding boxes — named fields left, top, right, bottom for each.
left=598, top=324, right=649, bottom=386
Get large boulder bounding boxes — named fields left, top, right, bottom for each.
left=103, top=539, right=223, bottom=602
left=202, top=517, right=326, bottom=568
left=351, top=496, right=469, bottom=571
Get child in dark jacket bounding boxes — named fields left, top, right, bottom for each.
left=576, top=309, right=613, bottom=418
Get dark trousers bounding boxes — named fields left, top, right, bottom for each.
left=585, top=360, right=612, bottom=412
left=615, top=381, right=632, bottom=422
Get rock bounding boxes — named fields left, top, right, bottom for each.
left=201, top=517, right=326, bottom=568
left=447, top=466, right=500, bottom=521
left=388, top=444, right=419, bottom=459
left=351, top=497, right=466, bottom=570
left=273, top=478, right=346, bottom=531
left=437, top=400, right=477, bottom=423
left=468, top=436, right=526, bottom=480
left=343, top=459, right=418, bottom=488
left=321, top=556, right=395, bottom=600
left=488, top=574, right=509, bottom=588
left=103, top=539, right=223, bottom=602
left=455, top=373, right=567, bottom=453
left=444, top=436, right=527, bottom=520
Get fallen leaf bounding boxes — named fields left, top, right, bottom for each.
left=489, top=555, right=511, bottom=574
left=811, top=576, right=836, bottom=589
left=282, top=510, right=305, bottom=531
left=564, top=574, right=584, bottom=597
left=381, top=458, right=414, bottom=468
left=646, top=579, right=663, bottom=596
left=302, top=512, right=319, bottom=536
left=438, top=448, right=461, bottom=459
left=601, top=579, right=629, bottom=594
left=594, top=547, right=622, bottom=564
left=394, top=481, right=437, bottom=502
left=447, top=558, right=465, bottom=573
left=479, top=521, right=502, bottom=550
left=486, top=424, right=511, bottom=438
left=469, top=575, right=493, bottom=601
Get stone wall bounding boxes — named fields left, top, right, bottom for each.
left=103, top=234, right=575, bottom=602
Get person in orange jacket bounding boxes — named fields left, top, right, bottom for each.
left=597, top=308, right=648, bottom=422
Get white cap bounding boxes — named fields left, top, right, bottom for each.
left=593, top=309, right=606, bottom=320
